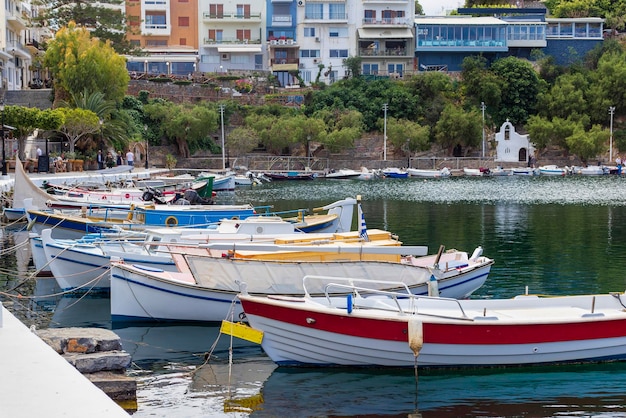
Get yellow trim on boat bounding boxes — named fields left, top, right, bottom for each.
left=220, top=320, right=263, bottom=344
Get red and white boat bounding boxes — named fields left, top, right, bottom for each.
left=239, top=278, right=626, bottom=368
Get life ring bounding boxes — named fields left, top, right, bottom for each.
left=125, top=193, right=130, bottom=199
left=165, top=215, right=178, bottom=227
left=101, top=195, right=107, bottom=200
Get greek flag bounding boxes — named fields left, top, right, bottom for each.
left=358, top=203, right=369, bottom=242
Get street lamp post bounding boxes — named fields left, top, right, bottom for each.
left=144, top=124, right=149, bottom=169
left=382, top=103, right=388, bottom=161
left=406, top=138, right=410, bottom=168
left=481, top=102, right=486, bottom=159
left=609, top=106, right=616, bottom=163
left=0, top=100, right=5, bottom=176
left=306, top=135, right=311, bottom=168
left=219, top=104, right=226, bottom=170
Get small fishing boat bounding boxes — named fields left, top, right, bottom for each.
left=111, top=240, right=492, bottom=323
left=264, top=171, right=316, bottom=181
left=407, top=167, right=451, bottom=178
left=538, top=165, right=569, bottom=176
left=239, top=280, right=626, bottom=368
left=325, top=169, right=363, bottom=180
left=573, top=166, right=608, bottom=176
left=381, top=167, right=408, bottom=178
left=463, top=167, right=486, bottom=177
left=511, top=167, right=538, bottom=176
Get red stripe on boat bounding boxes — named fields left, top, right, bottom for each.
left=241, top=298, right=626, bottom=345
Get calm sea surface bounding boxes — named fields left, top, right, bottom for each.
left=4, top=175, right=626, bottom=417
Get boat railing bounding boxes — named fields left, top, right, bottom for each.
left=303, top=275, right=469, bottom=318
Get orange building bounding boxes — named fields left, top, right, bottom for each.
left=125, top=0, right=199, bottom=76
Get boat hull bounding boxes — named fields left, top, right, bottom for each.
left=110, top=255, right=492, bottom=323
left=240, top=293, right=626, bottom=367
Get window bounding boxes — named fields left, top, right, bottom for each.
left=202, top=54, right=220, bottom=64
left=231, top=55, right=250, bottom=64
left=305, top=3, right=323, bottom=19
left=145, top=12, right=166, bottom=28
left=146, top=40, right=167, bottom=46
left=328, top=3, right=345, bottom=20
left=236, top=4, right=251, bottom=18
left=180, top=38, right=186, bottom=45
left=363, top=63, right=378, bottom=75
left=364, top=10, right=376, bottom=23
left=208, top=29, right=223, bottom=42
left=128, top=15, right=140, bottom=27
left=329, top=49, right=348, bottom=58
left=178, top=16, right=189, bottom=26
left=236, top=29, right=251, bottom=41
left=300, top=49, right=320, bottom=58
left=130, top=39, right=141, bottom=47
left=209, top=4, right=224, bottom=18
left=329, top=27, right=347, bottom=38
left=304, top=27, right=316, bottom=37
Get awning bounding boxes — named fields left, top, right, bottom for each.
left=358, top=28, right=413, bottom=39
left=217, top=46, right=262, bottom=53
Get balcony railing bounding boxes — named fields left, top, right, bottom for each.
left=272, top=15, right=292, bottom=26
left=203, top=37, right=262, bottom=45
left=202, top=12, right=262, bottom=21
left=362, top=17, right=411, bottom=25
left=359, top=48, right=407, bottom=56
left=270, top=58, right=299, bottom=65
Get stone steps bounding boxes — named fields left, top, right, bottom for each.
left=35, top=327, right=137, bottom=409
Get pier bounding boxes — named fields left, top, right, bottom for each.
left=0, top=305, right=130, bottom=417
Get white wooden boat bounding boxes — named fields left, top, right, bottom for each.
left=407, top=167, right=451, bottom=178
left=573, top=166, right=608, bottom=176
left=511, top=167, right=538, bottom=176
left=110, top=240, right=493, bottom=322
left=239, top=280, right=626, bottom=367
left=325, top=169, right=363, bottom=180
left=490, top=166, right=512, bottom=176
left=462, top=168, right=484, bottom=177
left=538, top=165, right=569, bottom=176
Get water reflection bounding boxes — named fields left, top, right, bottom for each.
left=251, top=363, right=626, bottom=417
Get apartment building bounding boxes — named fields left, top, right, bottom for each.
left=199, top=0, right=265, bottom=74
left=1, top=0, right=35, bottom=91
left=125, top=0, right=199, bottom=76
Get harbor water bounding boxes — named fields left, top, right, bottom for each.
left=4, top=174, right=626, bottom=416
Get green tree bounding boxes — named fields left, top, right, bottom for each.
left=491, top=57, right=543, bottom=126
left=44, top=22, right=130, bottom=105
left=32, top=0, right=137, bottom=54
left=56, top=107, right=101, bottom=153
left=566, top=124, right=607, bottom=164
left=227, top=127, right=259, bottom=156
left=434, top=104, right=482, bottom=154
left=2, top=106, right=64, bottom=160
left=536, top=72, right=589, bottom=122
left=162, top=104, right=219, bottom=158
left=343, top=56, right=362, bottom=78
left=385, top=117, right=430, bottom=155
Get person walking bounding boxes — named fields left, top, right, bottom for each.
left=97, top=150, right=104, bottom=169
left=116, top=151, right=123, bottom=166
left=617, top=155, right=622, bottom=175
left=126, top=149, right=134, bottom=166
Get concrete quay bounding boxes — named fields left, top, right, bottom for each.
left=0, top=305, right=130, bottom=417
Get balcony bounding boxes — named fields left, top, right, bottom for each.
left=202, top=12, right=262, bottom=22
left=362, top=17, right=411, bottom=26
left=270, top=57, right=299, bottom=71
left=142, top=23, right=171, bottom=36
left=359, top=48, right=407, bottom=57
left=272, top=15, right=293, bottom=27
left=203, top=37, right=262, bottom=45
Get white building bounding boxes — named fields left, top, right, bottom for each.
left=495, top=120, right=535, bottom=163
